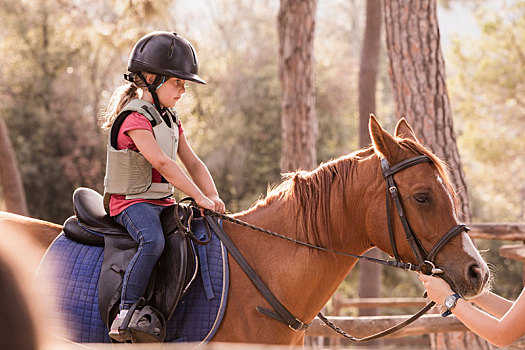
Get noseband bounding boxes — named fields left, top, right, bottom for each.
left=381, top=155, right=469, bottom=276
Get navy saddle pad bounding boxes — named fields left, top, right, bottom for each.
left=37, top=217, right=229, bottom=343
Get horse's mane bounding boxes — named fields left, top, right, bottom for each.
left=240, top=148, right=373, bottom=246
left=240, top=137, right=456, bottom=246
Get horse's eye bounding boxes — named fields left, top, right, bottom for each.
left=414, top=193, right=431, bottom=204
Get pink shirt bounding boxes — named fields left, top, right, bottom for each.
left=109, top=112, right=183, bottom=216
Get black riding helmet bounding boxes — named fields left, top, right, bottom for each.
left=128, top=31, right=206, bottom=85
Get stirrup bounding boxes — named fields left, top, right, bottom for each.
left=108, top=298, right=145, bottom=342
left=128, top=304, right=166, bottom=343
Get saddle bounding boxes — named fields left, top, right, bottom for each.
left=62, top=187, right=200, bottom=340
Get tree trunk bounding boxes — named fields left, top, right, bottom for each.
left=278, top=0, right=318, bottom=173
left=359, top=0, right=382, bottom=149
left=358, top=0, right=383, bottom=318
left=384, top=1, right=489, bottom=348
left=383, top=0, right=471, bottom=222
left=0, top=117, right=28, bottom=215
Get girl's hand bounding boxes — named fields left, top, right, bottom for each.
left=419, top=274, right=455, bottom=305
left=195, top=194, right=215, bottom=213
left=208, top=195, right=226, bottom=214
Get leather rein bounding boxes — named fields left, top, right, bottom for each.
left=197, top=154, right=469, bottom=342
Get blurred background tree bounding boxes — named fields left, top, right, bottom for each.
left=278, top=0, right=318, bottom=172
left=448, top=1, right=525, bottom=224
left=0, top=117, right=27, bottom=215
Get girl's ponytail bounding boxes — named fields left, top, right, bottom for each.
left=100, top=75, right=143, bottom=129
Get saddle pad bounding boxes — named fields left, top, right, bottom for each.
left=37, top=218, right=228, bottom=344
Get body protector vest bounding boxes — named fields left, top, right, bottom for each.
left=103, top=99, right=179, bottom=208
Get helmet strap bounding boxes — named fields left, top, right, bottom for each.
left=135, top=72, right=164, bottom=111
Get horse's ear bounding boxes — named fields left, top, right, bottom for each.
left=395, top=117, right=418, bottom=143
left=369, top=114, right=400, bottom=161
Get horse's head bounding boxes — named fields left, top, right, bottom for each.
left=366, top=116, right=489, bottom=298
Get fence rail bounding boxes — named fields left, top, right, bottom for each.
left=468, top=222, right=525, bottom=241
left=332, top=297, right=427, bottom=310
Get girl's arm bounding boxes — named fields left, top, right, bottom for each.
left=127, top=129, right=214, bottom=210
left=420, top=274, right=525, bottom=348
left=177, top=132, right=225, bottom=213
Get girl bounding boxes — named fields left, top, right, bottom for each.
left=100, top=31, right=225, bottom=341
left=420, top=272, right=525, bottom=347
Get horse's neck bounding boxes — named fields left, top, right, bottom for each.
left=228, top=165, right=376, bottom=322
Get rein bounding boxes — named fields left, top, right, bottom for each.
left=204, top=210, right=422, bottom=272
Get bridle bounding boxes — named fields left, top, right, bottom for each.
left=199, top=154, right=470, bottom=341
left=381, top=155, right=469, bottom=276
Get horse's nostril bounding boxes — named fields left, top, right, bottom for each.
left=467, top=264, right=482, bottom=284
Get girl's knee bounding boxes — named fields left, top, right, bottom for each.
left=143, top=237, right=165, bottom=257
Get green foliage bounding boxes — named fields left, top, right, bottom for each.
left=0, top=0, right=102, bottom=222
left=448, top=1, right=525, bottom=223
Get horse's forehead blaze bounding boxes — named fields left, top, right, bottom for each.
left=436, top=175, right=459, bottom=222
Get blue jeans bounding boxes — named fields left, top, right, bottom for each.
left=114, top=202, right=167, bottom=310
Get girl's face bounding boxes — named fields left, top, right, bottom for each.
left=156, top=77, right=187, bottom=108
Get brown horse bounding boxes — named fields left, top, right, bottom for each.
left=1, top=116, right=489, bottom=345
